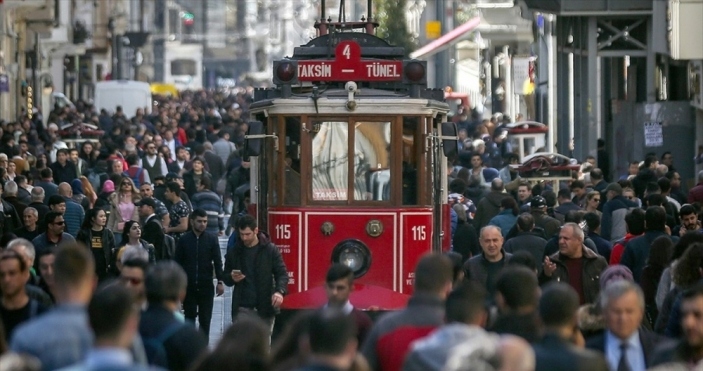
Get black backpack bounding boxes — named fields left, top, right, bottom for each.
left=143, top=322, right=187, bottom=368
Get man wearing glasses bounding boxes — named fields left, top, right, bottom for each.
left=31, top=212, right=76, bottom=268
left=139, top=141, right=169, bottom=183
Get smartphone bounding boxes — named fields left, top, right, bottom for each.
left=232, top=269, right=242, bottom=275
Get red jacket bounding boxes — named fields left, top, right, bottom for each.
left=609, top=233, right=640, bottom=265
left=361, top=294, right=444, bottom=371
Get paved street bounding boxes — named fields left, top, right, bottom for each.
left=208, top=234, right=233, bottom=346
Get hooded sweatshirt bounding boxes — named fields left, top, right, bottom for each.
left=475, top=191, right=511, bottom=229
left=403, top=323, right=501, bottom=371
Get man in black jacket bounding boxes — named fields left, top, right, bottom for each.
left=174, top=209, right=224, bottom=342
left=503, top=213, right=547, bottom=265
left=137, top=198, right=167, bottom=260
left=223, top=214, right=288, bottom=333
left=533, top=283, right=609, bottom=371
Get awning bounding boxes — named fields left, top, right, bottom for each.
left=410, top=17, right=481, bottom=59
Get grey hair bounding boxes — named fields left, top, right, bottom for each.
left=600, top=279, right=645, bottom=311
left=4, top=181, right=18, bottom=196
left=480, top=225, right=502, bottom=239
left=24, top=207, right=38, bottom=217
left=562, top=222, right=584, bottom=242
left=31, top=186, right=45, bottom=202
left=7, top=238, right=36, bottom=263
left=120, top=245, right=149, bottom=264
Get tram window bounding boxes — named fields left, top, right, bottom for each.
left=284, top=117, right=301, bottom=205
left=311, top=122, right=349, bottom=201
left=402, top=118, right=419, bottom=205
left=354, top=122, right=391, bottom=201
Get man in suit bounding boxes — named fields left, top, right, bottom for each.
left=586, top=280, right=664, bottom=370
left=533, top=283, right=609, bottom=371
left=137, top=198, right=167, bottom=260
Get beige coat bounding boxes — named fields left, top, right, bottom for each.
left=107, top=192, right=140, bottom=233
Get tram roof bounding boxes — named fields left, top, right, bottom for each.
left=250, top=88, right=449, bottom=116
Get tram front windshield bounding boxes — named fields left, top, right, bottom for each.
left=310, top=121, right=392, bottom=202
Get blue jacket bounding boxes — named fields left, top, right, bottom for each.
left=488, top=209, right=518, bottom=237
left=587, top=231, right=613, bottom=262
left=11, top=304, right=93, bottom=371
left=601, top=195, right=638, bottom=242
left=190, top=190, right=224, bottom=234
left=63, top=197, right=85, bottom=237
left=620, top=230, right=670, bottom=283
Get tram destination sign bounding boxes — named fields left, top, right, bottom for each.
left=296, top=41, right=403, bottom=82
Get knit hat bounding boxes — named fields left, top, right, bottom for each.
left=102, top=180, right=115, bottom=193
left=599, top=265, right=633, bottom=289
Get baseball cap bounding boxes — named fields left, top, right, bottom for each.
left=605, top=183, right=622, bottom=193
left=530, top=196, right=547, bottom=209
left=136, top=198, right=156, bottom=208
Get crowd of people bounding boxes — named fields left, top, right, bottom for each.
left=1, top=88, right=703, bottom=371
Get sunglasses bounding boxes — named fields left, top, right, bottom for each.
left=52, top=221, right=65, bottom=226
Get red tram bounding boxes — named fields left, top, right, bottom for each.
left=243, top=1, right=458, bottom=312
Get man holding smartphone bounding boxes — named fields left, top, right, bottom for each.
left=223, top=215, right=288, bottom=333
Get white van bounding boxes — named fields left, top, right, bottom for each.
left=51, top=92, right=75, bottom=109
left=94, top=80, right=152, bottom=118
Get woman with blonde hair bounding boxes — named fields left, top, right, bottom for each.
left=584, top=191, right=602, bottom=218
left=79, top=176, right=97, bottom=209
left=107, top=176, right=141, bottom=246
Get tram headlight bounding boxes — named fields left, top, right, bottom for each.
left=404, top=61, right=426, bottom=83
left=274, top=61, right=297, bottom=84
left=332, top=239, right=371, bottom=278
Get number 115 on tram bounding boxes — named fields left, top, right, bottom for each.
left=242, top=33, right=459, bottom=313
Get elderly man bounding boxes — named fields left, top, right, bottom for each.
left=3, top=181, right=27, bottom=220
left=540, top=222, right=608, bottom=305
left=57, top=183, right=85, bottom=237
left=463, top=225, right=513, bottom=296
left=28, top=187, right=49, bottom=232
left=586, top=281, right=664, bottom=371
left=15, top=207, right=41, bottom=242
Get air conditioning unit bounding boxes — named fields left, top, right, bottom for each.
left=690, top=60, right=703, bottom=109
